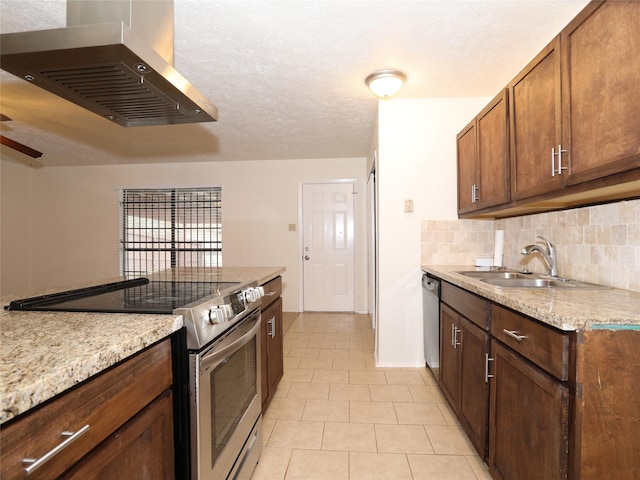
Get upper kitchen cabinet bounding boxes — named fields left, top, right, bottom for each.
left=560, top=0, right=640, bottom=186
left=457, top=90, right=510, bottom=214
left=509, top=37, right=563, bottom=201
left=457, top=120, right=477, bottom=214
left=460, top=0, right=640, bottom=219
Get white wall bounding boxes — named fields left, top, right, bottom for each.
left=0, top=157, right=368, bottom=312
left=375, top=97, right=490, bottom=367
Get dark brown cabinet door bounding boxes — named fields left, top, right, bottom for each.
left=61, top=390, right=175, bottom=480
left=261, top=297, right=283, bottom=407
left=439, top=304, right=460, bottom=406
left=457, top=90, right=510, bottom=215
left=260, top=307, right=270, bottom=406
left=439, top=305, right=490, bottom=459
left=561, top=1, right=640, bottom=186
left=489, top=340, right=569, bottom=480
left=510, top=37, right=563, bottom=201
left=477, top=90, right=509, bottom=209
left=458, top=317, right=489, bottom=458
left=266, top=297, right=284, bottom=397
left=457, top=120, right=477, bottom=213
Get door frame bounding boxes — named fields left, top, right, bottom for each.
left=298, top=179, right=358, bottom=312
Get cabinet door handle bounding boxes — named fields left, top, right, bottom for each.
left=451, top=323, right=460, bottom=348
left=503, top=329, right=526, bottom=342
left=552, top=145, right=568, bottom=176
left=471, top=184, right=479, bottom=203
left=485, top=353, right=494, bottom=383
left=557, top=144, right=568, bottom=175
left=268, top=316, right=276, bottom=338
left=451, top=323, right=455, bottom=347
left=23, top=424, right=90, bottom=475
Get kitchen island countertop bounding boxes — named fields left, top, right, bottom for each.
left=423, top=265, right=640, bottom=331
left=0, top=266, right=285, bottom=424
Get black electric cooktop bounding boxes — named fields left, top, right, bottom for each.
left=4, top=278, right=240, bottom=314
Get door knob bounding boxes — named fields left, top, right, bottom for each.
left=304, top=255, right=310, bottom=260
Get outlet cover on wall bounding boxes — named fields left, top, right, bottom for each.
left=288, top=223, right=297, bottom=231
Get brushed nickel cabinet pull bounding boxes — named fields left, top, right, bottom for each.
left=268, top=316, right=276, bottom=338
left=552, top=145, right=568, bottom=176
left=23, top=424, right=90, bottom=475
left=503, top=329, right=526, bottom=342
left=556, top=144, right=568, bottom=175
left=485, top=353, right=494, bottom=383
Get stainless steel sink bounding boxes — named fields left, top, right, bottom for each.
left=455, top=270, right=527, bottom=280
left=456, top=270, right=609, bottom=289
left=482, top=277, right=609, bottom=289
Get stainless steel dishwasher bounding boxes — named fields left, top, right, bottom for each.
left=422, top=274, right=441, bottom=375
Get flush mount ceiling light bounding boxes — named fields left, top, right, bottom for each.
left=365, top=69, right=407, bottom=99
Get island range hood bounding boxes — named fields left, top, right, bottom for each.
left=0, top=0, right=218, bottom=127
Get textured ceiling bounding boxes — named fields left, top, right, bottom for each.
left=0, top=0, right=590, bottom=167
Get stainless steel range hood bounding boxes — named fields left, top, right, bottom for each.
left=0, top=0, right=218, bottom=127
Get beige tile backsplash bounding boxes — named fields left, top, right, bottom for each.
left=421, top=199, right=640, bottom=292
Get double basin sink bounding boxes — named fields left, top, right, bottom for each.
left=456, top=270, right=609, bottom=289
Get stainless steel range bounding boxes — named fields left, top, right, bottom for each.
left=5, top=277, right=265, bottom=479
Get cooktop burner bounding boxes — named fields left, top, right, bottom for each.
left=5, top=278, right=241, bottom=314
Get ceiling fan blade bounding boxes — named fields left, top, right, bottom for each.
left=0, top=114, right=12, bottom=122
left=0, top=135, right=43, bottom=158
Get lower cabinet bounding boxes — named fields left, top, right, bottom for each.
left=438, top=279, right=639, bottom=479
left=488, top=303, right=571, bottom=480
left=262, top=297, right=283, bottom=406
left=260, top=276, right=284, bottom=408
left=0, top=339, right=174, bottom=479
left=61, top=390, right=175, bottom=479
left=440, top=284, right=490, bottom=458
left=489, top=340, right=569, bottom=480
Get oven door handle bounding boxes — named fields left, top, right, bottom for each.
left=199, top=314, right=261, bottom=373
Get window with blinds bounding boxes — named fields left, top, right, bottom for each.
left=120, top=187, right=222, bottom=276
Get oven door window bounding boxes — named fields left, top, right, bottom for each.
left=208, top=335, right=257, bottom=466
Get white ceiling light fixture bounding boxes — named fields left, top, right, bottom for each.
left=365, top=69, right=407, bottom=99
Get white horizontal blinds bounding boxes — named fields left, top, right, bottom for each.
left=121, top=187, right=222, bottom=276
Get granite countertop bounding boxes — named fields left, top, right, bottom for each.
left=423, top=265, right=640, bottom=331
left=147, top=266, right=285, bottom=286
left=0, top=266, right=285, bottom=424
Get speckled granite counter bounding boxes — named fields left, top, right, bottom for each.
left=422, top=265, right=640, bottom=331
left=0, top=266, right=285, bottom=424
left=147, top=266, right=285, bottom=286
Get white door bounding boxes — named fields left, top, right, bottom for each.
left=302, top=182, right=355, bottom=312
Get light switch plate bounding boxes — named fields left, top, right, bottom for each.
left=404, top=199, right=414, bottom=213
left=288, top=223, right=297, bottom=231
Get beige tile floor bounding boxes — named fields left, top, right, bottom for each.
left=251, top=312, right=493, bottom=480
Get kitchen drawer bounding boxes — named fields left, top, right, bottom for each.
left=491, top=304, right=571, bottom=381
left=261, top=276, right=282, bottom=309
left=0, top=339, right=172, bottom=479
left=441, top=282, right=490, bottom=329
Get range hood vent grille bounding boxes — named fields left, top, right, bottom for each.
left=40, top=63, right=191, bottom=124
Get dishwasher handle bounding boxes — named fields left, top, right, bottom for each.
left=422, top=275, right=440, bottom=294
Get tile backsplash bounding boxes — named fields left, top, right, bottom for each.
left=421, top=199, right=640, bottom=292
left=420, top=219, right=495, bottom=266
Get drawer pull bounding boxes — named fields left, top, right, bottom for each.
left=503, top=329, right=526, bottom=342
left=22, top=425, right=89, bottom=475
left=265, top=291, right=276, bottom=296
left=23, top=424, right=90, bottom=475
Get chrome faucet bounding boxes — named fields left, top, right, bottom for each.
left=521, top=235, right=558, bottom=277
